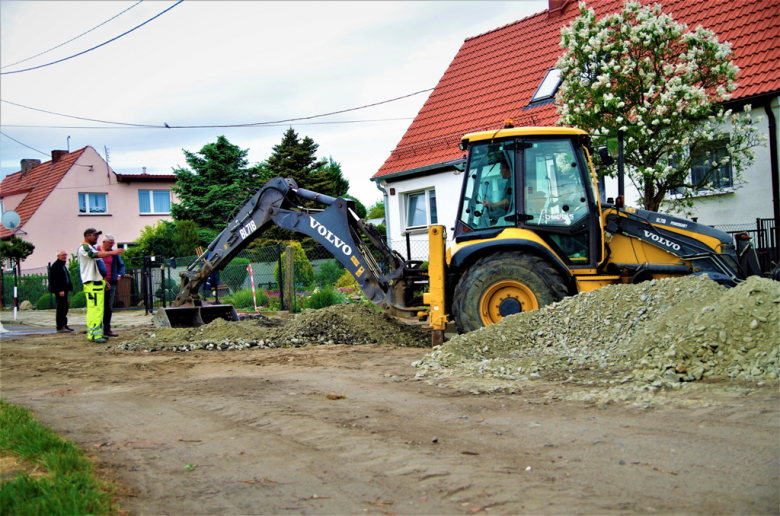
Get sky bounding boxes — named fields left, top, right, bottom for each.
left=0, top=0, right=547, bottom=206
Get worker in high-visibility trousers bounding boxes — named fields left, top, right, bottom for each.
left=77, top=228, right=125, bottom=343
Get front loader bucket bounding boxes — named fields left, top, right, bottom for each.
left=199, top=304, right=240, bottom=325
left=152, top=307, right=205, bottom=328
left=151, top=305, right=239, bottom=328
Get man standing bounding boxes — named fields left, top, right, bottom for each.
left=78, top=228, right=124, bottom=343
left=101, top=234, right=125, bottom=337
left=50, top=250, right=74, bottom=333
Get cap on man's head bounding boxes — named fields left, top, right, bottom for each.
left=84, top=228, right=102, bottom=236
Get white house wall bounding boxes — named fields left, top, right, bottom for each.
left=380, top=170, right=464, bottom=260
left=603, top=99, right=778, bottom=226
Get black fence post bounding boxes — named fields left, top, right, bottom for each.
left=277, top=243, right=284, bottom=311
left=405, top=232, right=411, bottom=261
left=47, top=263, right=54, bottom=309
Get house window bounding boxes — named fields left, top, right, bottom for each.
left=79, top=193, right=107, bottom=214
left=529, top=68, right=562, bottom=104
left=405, top=189, right=438, bottom=229
left=670, top=139, right=733, bottom=196
left=138, top=190, right=171, bottom=214
left=691, top=139, right=733, bottom=190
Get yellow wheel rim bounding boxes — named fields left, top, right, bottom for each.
left=479, top=280, right=538, bottom=327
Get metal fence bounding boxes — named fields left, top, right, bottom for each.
left=4, top=218, right=776, bottom=310
left=712, top=217, right=778, bottom=274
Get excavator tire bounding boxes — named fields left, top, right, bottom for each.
left=452, top=251, right=568, bottom=334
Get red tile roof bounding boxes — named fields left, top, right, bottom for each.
left=374, top=0, right=780, bottom=179
left=0, top=148, right=87, bottom=239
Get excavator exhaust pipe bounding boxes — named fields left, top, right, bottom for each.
left=152, top=304, right=239, bottom=328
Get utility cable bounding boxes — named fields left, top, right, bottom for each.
left=0, top=131, right=93, bottom=167
left=1, top=0, right=184, bottom=75
left=0, top=131, right=50, bottom=157
left=0, top=88, right=432, bottom=127
left=1, top=1, right=144, bottom=70
left=0, top=117, right=415, bottom=130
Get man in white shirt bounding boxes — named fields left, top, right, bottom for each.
left=78, top=228, right=124, bottom=343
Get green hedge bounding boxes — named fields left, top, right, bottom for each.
left=36, top=293, right=57, bottom=310
left=70, top=291, right=87, bottom=309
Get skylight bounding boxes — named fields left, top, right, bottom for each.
left=530, top=68, right=562, bottom=103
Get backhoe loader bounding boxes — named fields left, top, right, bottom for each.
left=154, top=125, right=762, bottom=345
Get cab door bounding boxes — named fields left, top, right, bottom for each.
left=516, top=138, right=600, bottom=268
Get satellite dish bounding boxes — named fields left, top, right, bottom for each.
left=1, top=210, right=21, bottom=230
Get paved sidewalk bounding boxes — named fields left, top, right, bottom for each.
left=1, top=308, right=154, bottom=336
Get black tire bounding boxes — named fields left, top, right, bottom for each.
left=452, top=251, right=568, bottom=334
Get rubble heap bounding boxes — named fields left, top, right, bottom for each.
left=118, top=304, right=430, bottom=352
left=413, top=275, right=779, bottom=389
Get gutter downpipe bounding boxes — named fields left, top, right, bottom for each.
left=372, top=177, right=391, bottom=246
left=764, top=99, right=780, bottom=266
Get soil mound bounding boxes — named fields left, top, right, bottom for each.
left=118, top=304, right=429, bottom=352
left=413, top=275, right=779, bottom=391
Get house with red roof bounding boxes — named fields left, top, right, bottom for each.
left=0, top=146, right=176, bottom=270
left=372, top=0, right=779, bottom=256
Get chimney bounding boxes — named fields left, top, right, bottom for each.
left=51, top=150, right=68, bottom=164
left=20, top=159, right=41, bottom=178
left=548, top=0, right=571, bottom=19
left=142, top=167, right=147, bottom=174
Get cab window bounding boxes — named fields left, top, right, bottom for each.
left=524, top=139, right=590, bottom=262
left=524, top=139, right=589, bottom=227
left=458, top=141, right=515, bottom=230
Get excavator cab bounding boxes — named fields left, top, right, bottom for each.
left=454, top=128, right=602, bottom=269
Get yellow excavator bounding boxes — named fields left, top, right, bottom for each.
left=154, top=125, right=762, bottom=345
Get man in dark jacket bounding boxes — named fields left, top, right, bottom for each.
left=50, top=250, right=74, bottom=333
left=101, top=234, right=126, bottom=337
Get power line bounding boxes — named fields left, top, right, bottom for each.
left=0, top=88, right=433, bottom=128
left=1, top=1, right=144, bottom=70
left=0, top=131, right=50, bottom=157
left=1, top=1, right=184, bottom=75
left=0, top=117, right=415, bottom=130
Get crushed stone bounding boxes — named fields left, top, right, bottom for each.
left=117, top=304, right=430, bottom=352
left=413, top=275, right=779, bottom=404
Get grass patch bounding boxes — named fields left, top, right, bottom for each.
left=0, top=399, right=117, bottom=515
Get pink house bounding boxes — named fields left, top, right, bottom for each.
left=0, top=146, right=177, bottom=270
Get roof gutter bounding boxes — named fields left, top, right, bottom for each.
left=764, top=98, right=779, bottom=267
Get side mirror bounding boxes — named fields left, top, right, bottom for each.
left=598, top=147, right=615, bottom=166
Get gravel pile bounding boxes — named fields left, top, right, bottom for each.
left=413, top=275, right=779, bottom=392
left=117, top=304, right=430, bottom=352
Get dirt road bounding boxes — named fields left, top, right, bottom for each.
left=1, top=328, right=778, bottom=515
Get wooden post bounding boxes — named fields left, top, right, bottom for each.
left=284, top=246, right=295, bottom=312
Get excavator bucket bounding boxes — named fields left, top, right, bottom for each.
left=151, top=304, right=239, bottom=329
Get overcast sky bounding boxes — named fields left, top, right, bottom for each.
left=1, top=0, right=547, bottom=205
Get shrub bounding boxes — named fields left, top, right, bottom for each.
left=231, top=289, right=255, bottom=308
left=316, top=260, right=344, bottom=288
left=223, top=257, right=250, bottom=295
left=274, top=243, right=315, bottom=289
left=335, top=269, right=359, bottom=289
left=305, top=286, right=343, bottom=310
left=265, top=289, right=281, bottom=311
left=35, top=293, right=56, bottom=310
left=155, top=278, right=177, bottom=302
left=70, top=291, right=87, bottom=308
left=255, top=289, right=269, bottom=307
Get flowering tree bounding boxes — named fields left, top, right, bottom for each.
left=555, top=1, right=765, bottom=212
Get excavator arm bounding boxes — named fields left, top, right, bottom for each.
left=154, top=177, right=430, bottom=328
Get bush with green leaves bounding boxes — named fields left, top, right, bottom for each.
left=316, top=260, right=344, bottom=288
left=305, top=286, right=345, bottom=310
left=274, top=243, right=315, bottom=289
left=335, top=269, right=359, bottom=290
left=230, top=288, right=270, bottom=309
left=70, top=291, right=87, bottom=308
left=155, top=278, right=178, bottom=302
left=35, top=293, right=56, bottom=310
left=223, top=257, right=250, bottom=294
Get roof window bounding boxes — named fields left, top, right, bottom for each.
left=528, top=68, right=562, bottom=105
